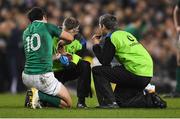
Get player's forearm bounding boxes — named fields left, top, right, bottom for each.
left=60, top=31, right=74, bottom=43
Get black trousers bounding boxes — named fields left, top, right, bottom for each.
left=54, top=60, right=91, bottom=98
left=92, top=65, right=151, bottom=106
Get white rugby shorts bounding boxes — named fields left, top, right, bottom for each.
left=22, top=72, right=62, bottom=96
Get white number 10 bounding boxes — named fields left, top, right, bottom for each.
left=26, top=33, right=41, bottom=52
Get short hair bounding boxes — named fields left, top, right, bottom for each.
left=99, top=14, right=118, bottom=30
left=27, top=7, right=45, bottom=22
left=63, top=17, right=79, bottom=30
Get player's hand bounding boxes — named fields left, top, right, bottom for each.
left=66, top=53, right=73, bottom=61
left=53, top=53, right=61, bottom=60
left=56, top=53, right=61, bottom=59
left=57, top=40, right=66, bottom=53
left=91, top=27, right=102, bottom=45
left=91, top=34, right=101, bottom=45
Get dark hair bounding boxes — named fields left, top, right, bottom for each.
left=63, top=17, right=79, bottom=30
left=99, top=14, right=118, bottom=30
left=27, top=7, right=45, bottom=22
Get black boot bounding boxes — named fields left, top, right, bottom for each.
left=152, top=93, right=167, bottom=108
left=95, top=102, right=119, bottom=109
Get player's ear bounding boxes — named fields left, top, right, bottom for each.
left=43, top=16, right=47, bottom=23
left=102, top=24, right=106, bottom=30
left=62, top=23, right=66, bottom=31
left=60, top=31, right=74, bottom=43
left=99, top=23, right=102, bottom=29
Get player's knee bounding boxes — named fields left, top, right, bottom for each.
left=58, top=85, right=72, bottom=108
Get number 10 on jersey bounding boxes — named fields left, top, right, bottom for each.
left=26, top=33, right=41, bottom=52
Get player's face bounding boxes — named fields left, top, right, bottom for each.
left=72, top=25, right=79, bottom=34
left=65, top=25, right=79, bottom=36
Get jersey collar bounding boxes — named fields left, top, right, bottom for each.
left=33, top=20, right=46, bottom=23
left=105, top=28, right=120, bottom=38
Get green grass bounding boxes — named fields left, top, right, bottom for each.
left=0, top=93, right=180, bottom=118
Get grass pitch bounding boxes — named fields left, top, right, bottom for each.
left=0, top=93, right=180, bottom=118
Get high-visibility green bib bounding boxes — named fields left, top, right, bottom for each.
left=110, top=30, right=153, bottom=77
left=52, top=37, right=82, bottom=72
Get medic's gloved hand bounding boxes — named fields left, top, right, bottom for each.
left=59, top=55, right=70, bottom=66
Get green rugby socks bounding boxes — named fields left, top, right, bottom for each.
left=38, top=91, right=60, bottom=107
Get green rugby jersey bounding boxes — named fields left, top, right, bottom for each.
left=110, top=30, right=153, bottom=77
left=23, top=21, right=62, bottom=74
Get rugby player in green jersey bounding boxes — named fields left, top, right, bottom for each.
left=52, top=17, right=91, bottom=108
left=91, top=14, right=166, bottom=108
left=22, top=7, right=73, bottom=109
